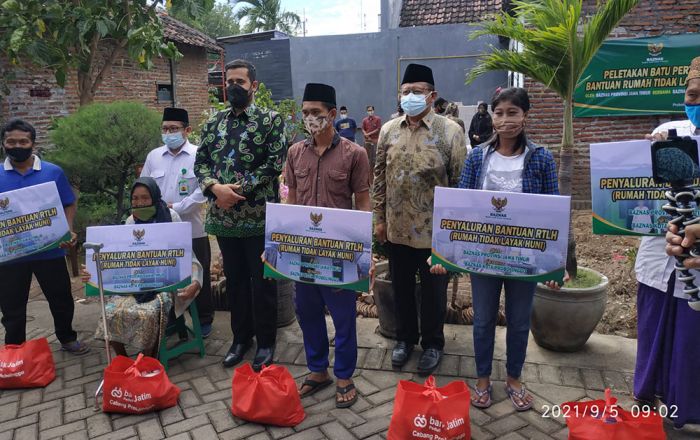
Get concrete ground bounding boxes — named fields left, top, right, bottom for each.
left=1, top=283, right=698, bottom=440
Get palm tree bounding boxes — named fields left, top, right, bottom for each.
left=233, top=0, right=301, bottom=35
left=466, top=0, right=639, bottom=277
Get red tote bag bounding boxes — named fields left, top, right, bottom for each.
left=102, top=354, right=180, bottom=414
left=564, top=389, right=666, bottom=440
left=388, top=376, right=471, bottom=440
left=231, top=363, right=305, bottom=427
left=0, top=337, right=55, bottom=389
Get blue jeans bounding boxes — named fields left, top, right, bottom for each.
left=470, top=274, right=536, bottom=379
left=294, top=283, right=357, bottom=380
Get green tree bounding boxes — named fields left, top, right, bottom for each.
left=234, top=0, right=301, bottom=35
left=466, top=0, right=639, bottom=277
left=47, top=101, right=162, bottom=222
left=171, top=1, right=241, bottom=38
left=0, top=0, right=206, bottom=106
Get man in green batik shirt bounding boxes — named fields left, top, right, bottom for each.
left=195, top=59, right=286, bottom=370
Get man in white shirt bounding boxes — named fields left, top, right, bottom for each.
left=140, top=107, right=213, bottom=337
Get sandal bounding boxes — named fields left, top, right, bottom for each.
left=471, top=383, right=492, bottom=409
left=61, top=340, right=90, bottom=355
left=336, top=383, right=358, bottom=408
left=505, top=383, right=533, bottom=411
left=299, top=377, right=333, bottom=397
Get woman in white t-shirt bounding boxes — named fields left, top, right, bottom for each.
left=431, top=88, right=562, bottom=412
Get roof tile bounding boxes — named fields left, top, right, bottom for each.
left=400, top=0, right=504, bottom=27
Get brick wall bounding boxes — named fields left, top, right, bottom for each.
left=524, top=0, right=700, bottom=208
left=0, top=43, right=211, bottom=147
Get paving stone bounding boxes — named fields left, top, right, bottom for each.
left=437, top=354, right=460, bottom=376
left=14, top=423, right=39, bottom=440
left=330, top=408, right=366, bottom=428
left=559, top=367, right=584, bottom=388
left=182, top=401, right=227, bottom=418
left=485, top=398, right=517, bottom=419
left=177, top=390, right=202, bottom=408
left=159, top=405, right=185, bottom=426
left=521, top=363, right=541, bottom=384
left=276, top=343, right=304, bottom=364
left=517, top=409, right=565, bottom=434
left=602, top=370, right=630, bottom=394
left=527, top=383, right=587, bottom=407
left=352, top=375, right=380, bottom=395
left=351, top=417, right=389, bottom=438
left=538, top=365, right=563, bottom=385
left=484, top=414, right=528, bottom=437
left=207, top=408, right=236, bottom=432
left=293, top=412, right=335, bottom=431
left=64, top=394, right=85, bottom=413
left=86, top=413, right=113, bottom=437
left=303, top=397, right=337, bottom=416
left=63, top=364, right=84, bottom=382
left=281, top=428, right=326, bottom=440
left=359, top=400, right=394, bottom=420
left=362, top=348, right=386, bottom=370
left=20, top=389, right=43, bottom=408
left=469, top=407, right=493, bottom=426
left=44, top=386, right=84, bottom=402
left=163, top=433, right=191, bottom=440
left=113, top=413, right=158, bottom=430
left=365, top=387, right=395, bottom=406
left=44, top=377, right=65, bottom=394
left=190, top=377, right=217, bottom=396
left=90, top=426, right=138, bottom=440
left=517, top=426, right=557, bottom=440
left=63, top=431, right=89, bottom=440
left=320, top=421, right=356, bottom=440
left=495, top=432, right=527, bottom=440
left=189, top=424, right=218, bottom=440
left=136, top=419, right=165, bottom=440
left=469, top=424, right=496, bottom=440
left=204, top=364, right=230, bottom=383
left=551, top=428, right=569, bottom=440
left=0, top=401, right=18, bottom=422
left=459, top=356, right=478, bottom=379
left=39, top=405, right=63, bottom=430
left=19, top=400, right=61, bottom=417
left=38, top=420, right=85, bottom=440
left=580, top=369, right=605, bottom=391
left=65, top=372, right=104, bottom=388
left=266, top=426, right=295, bottom=439
left=0, top=413, right=38, bottom=432
left=218, top=424, right=266, bottom=439
left=247, top=433, right=272, bottom=440
left=163, top=414, right=211, bottom=437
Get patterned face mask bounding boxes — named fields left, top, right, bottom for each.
left=303, top=114, right=329, bottom=135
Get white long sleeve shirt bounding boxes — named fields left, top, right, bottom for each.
left=140, top=141, right=207, bottom=239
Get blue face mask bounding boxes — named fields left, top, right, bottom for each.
left=162, top=132, right=185, bottom=150
left=686, top=103, right=700, bottom=128
left=400, top=93, right=428, bottom=117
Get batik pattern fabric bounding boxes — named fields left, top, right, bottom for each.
left=195, top=104, right=286, bottom=238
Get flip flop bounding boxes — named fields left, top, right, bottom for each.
left=336, top=383, right=358, bottom=408
left=471, top=383, right=492, bottom=409
left=300, top=377, right=333, bottom=397
left=505, top=383, right=534, bottom=411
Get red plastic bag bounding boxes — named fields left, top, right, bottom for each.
left=0, top=338, right=55, bottom=388
left=231, top=363, right=305, bottom=426
left=388, top=376, right=471, bottom=440
left=102, top=354, right=180, bottom=414
left=564, top=388, right=666, bottom=440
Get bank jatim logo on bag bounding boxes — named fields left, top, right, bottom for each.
left=413, top=413, right=466, bottom=432
left=0, top=359, right=25, bottom=378
left=108, top=386, right=155, bottom=412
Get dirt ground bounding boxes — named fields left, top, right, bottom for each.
left=571, top=210, right=640, bottom=338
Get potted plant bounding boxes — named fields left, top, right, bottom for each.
left=530, top=267, right=608, bottom=352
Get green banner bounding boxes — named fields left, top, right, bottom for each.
left=574, top=33, right=700, bottom=117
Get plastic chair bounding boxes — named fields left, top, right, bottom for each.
left=158, top=300, right=205, bottom=370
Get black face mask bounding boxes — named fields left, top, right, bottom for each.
left=4, top=147, right=32, bottom=162
left=227, top=84, right=251, bottom=109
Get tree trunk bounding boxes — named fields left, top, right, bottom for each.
left=77, top=70, right=95, bottom=107
left=560, top=98, right=578, bottom=278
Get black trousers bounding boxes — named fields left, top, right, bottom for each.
left=217, top=235, right=277, bottom=347
left=0, top=257, right=78, bottom=345
left=192, top=237, right=213, bottom=326
left=388, top=242, right=448, bottom=350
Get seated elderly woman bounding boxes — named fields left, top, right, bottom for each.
left=81, top=177, right=203, bottom=357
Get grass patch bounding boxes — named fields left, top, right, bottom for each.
left=564, top=268, right=602, bottom=289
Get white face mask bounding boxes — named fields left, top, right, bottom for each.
left=303, top=114, right=329, bottom=135
left=340, top=113, right=348, bottom=119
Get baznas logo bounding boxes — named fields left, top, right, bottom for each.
left=133, top=229, right=146, bottom=242
left=310, top=212, right=323, bottom=227
left=110, top=387, right=123, bottom=398
left=414, top=414, right=427, bottom=428
left=648, top=43, right=664, bottom=56
left=0, top=198, right=8, bottom=210
left=491, top=196, right=508, bottom=212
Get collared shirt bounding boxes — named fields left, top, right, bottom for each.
left=195, top=104, right=286, bottom=238
left=635, top=120, right=700, bottom=298
left=1, top=155, right=76, bottom=263
left=373, top=110, right=466, bottom=249
left=362, top=115, right=382, bottom=143
left=141, top=141, right=207, bottom=238
left=285, top=133, right=370, bottom=209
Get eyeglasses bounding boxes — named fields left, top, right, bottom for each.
left=161, top=125, right=185, bottom=134
left=3, top=139, right=32, bottom=147
left=400, top=88, right=432, bottom=96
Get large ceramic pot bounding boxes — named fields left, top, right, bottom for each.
left=373, top=260, right=421, bottom=339
left=212, top=278, right=296, bottom=328
left=530, top=267, right=608, bottom=352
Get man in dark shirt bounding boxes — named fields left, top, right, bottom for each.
left=334, top=106, right=357, bottom=142
left=468, top=102, right=494, bottom=146
left=195, top=59, right=286, bottom=370
left=285, top=83, right=370, bottom=408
